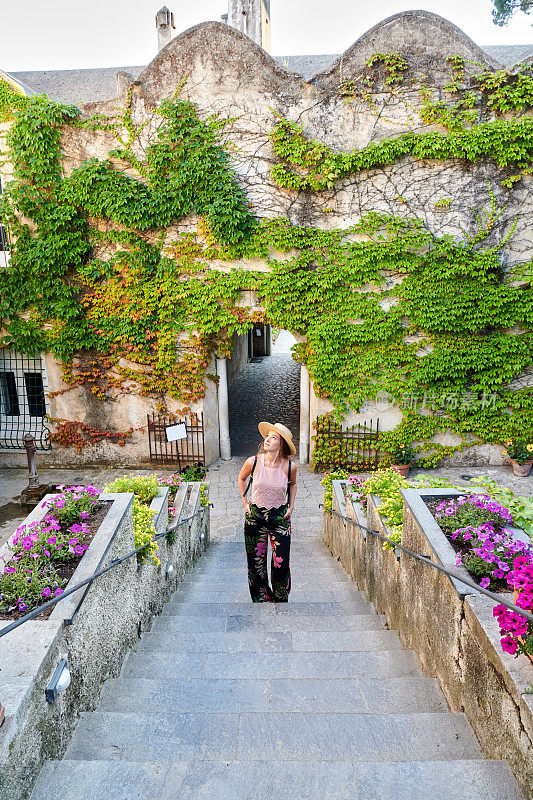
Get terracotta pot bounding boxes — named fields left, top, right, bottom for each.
left=510, top=459, right=533, bottom=477
left=513, top=589, right=533, bottom=666
left=392, top=464, right=410, bottom=478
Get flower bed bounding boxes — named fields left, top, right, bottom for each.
left=0, top=479, right=210, bottom=800
left=323, top=482, right=533, bottom=797
left=0, top=485, right=105, bottom=619
left=427, top=493, right=533, bottom=659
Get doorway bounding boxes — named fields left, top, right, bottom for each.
left=228, top=329, right=300, bottom=457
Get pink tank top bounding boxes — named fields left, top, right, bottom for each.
left=251, top=453, right=288, bottom=509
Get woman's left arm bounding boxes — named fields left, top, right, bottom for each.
left=284, top=461, right=297, bottom=518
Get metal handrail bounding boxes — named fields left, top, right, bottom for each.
left=323, top=506, right=533, bottom=626
left=0, top=505, right=211, bottom=639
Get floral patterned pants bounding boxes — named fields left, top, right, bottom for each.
left=244, top=503, right=291, bottom=602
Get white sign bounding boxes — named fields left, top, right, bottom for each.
left=165, top=423, right=187, bottom=442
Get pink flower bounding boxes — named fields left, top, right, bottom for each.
left=54, top=588, right=64, bottom=597
left=80, top=511, right=89, bottom=519
left=501, top=636, right=518, bottom=655
left=42, top=587, right=52, bottom=598
left=480, top=577, right=490, bottom=589
left=74, top=545, right=85, bottom=555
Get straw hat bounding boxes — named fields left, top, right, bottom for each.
left=258, top=421, right=296, bottom=455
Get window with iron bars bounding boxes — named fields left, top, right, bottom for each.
left=0, top=176, right=10, bottom=269
left=0, top=349, right=51, bottom=451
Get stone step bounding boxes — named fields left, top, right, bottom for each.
left=122, top=649, right=422, bottom=680
left=152, top=611, right=387, bottom=634
left=162, top=600, right=376, bottom=617
left=170, top=587, right=364, bottom=603
left=31, top=758, right=524, bottom=800
left=178, top=572, right=358, bottom=589
left=98, top=676, right=449, bottom=714
left=63, top=711, right=482, bottom=763
left=136, top=628, right=402, bottom=654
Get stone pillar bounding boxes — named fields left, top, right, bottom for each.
left=155, top=6, right=175, bottom=52
left=299, top=365, right=310, bottom=464
left=227, top=0, right=271, bottom=52
left=217, top=356, right=232, bottom=460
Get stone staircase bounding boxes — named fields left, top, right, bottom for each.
left=31, top=537, right=523, bottom=799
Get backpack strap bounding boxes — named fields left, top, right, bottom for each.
left=286, top=459, right=292, bottom=502
left=243, top=456, right=258, bottom=497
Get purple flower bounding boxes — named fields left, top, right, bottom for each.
left=42, top=587, right=52, bottom=598
left=480, top=577, right=491, bottom=589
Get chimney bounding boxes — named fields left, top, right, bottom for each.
left=156, top=6, right=175, bottom=52
left=227, top=0, right=271, bottom=53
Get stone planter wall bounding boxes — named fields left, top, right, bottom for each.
left=325, top=483, right=533, bottom=798
left=0, top=483, right=209, bottom=800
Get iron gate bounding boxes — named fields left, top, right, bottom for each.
left=0, top=349, right=51, bottom=451
left=314, top=416, right=380, bottom=472
left=147, top=412, right=205, bottom=467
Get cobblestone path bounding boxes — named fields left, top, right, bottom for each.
left=228, top=353, right=300, bottom=457
left=31, top=460, right=523, bottom=800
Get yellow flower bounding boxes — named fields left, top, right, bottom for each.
left=502, top=450, right=507, bottom=456
left=527, top=444, right=533, bottom=453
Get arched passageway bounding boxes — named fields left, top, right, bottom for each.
left=228, top=329, right=300, bottom=457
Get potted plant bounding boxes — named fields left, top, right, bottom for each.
left=390, top=444, right=416, bottom=478
left=503, top=439, right=533, bottom=477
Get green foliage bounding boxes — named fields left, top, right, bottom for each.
left=320, top=470, right=349, bottom=512
left=104, top=475, right=160, bottom=504
left=359, top=468, right=407, bottom=542
left=270, top=115, right=533, bottom=192
left=339, top=52, right=408, bottom=101
left=503, top=438, right=533, bottom=464
left=0, top=67, right=531, bottom=465
left=391, top=444, right=416, bottom=465
left=0, top=556, right=60, bottom=613
left=199, top=483, right=209, bottom=507
left=131, top=499, right=160, bottom=566
left=0, top=77, right=27, bottom=124
left=180, top=463, right=207, bottom=481
left=470, top=477, right=533, bottom=535
left=104, top=475, right=161, bottom=565
left=492, top=0, right=533, bottom=25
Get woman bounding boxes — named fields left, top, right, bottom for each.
left=237, top=422, right=297, bottom=602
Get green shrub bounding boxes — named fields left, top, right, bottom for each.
left=104, top=475, right=160, bottom=503
left=104, top=475, right=160, bottom=565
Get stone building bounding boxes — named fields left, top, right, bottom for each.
left=0, top=5, right=532, bottom=469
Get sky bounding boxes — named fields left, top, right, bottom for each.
left=1, top=0, right=532, bottom=72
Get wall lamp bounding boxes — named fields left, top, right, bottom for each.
left=45, top=658, right=71, bottom=704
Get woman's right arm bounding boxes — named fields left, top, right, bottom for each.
left=238, top=457, right=255, bottom=513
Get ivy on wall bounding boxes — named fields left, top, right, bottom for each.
left=0, top=54, right=532, bottom=464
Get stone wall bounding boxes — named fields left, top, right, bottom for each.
left=324, top=482, right=533, bottom=798
left=0, top=483, right=210, bottom=800
left=1, top=11, right=532, bottom=467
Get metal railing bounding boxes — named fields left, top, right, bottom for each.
left=0, top=504, right=212, bottom=639
left=324, top=505, right=533, bottom=626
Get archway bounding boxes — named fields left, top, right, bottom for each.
left=227, top=327, right=301, bottom=458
